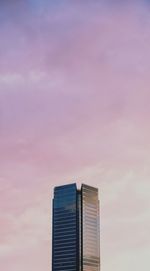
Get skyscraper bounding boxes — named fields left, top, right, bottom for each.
left=52, top=183, right=100, bottom=271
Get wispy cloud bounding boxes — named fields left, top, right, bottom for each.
left=0, top=1, right=150, bottom=271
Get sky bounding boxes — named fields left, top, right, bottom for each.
left=0, top=1, right=150, bottom=271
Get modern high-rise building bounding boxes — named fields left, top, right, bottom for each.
left=52, top=183, right=100, bottom=271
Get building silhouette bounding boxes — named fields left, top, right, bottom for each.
left=52, top=183, right=100, bottom=271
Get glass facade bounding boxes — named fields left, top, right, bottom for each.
left=52, top=183, right=100, bottom=271
left=81, top=184, right=100, bottom=271
left=52, top=184, right=78, bottom=271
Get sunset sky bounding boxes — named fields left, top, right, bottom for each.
left=0, top=1, right=150, bottom=271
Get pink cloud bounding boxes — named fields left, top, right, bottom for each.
left=0, top=2, right=150, bottom=271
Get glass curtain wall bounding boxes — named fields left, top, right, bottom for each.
left=52, top=183, right=100, bottom=271
left=81, top=184, right=100, bottom=271
left=52, top=184, right=78, bottom=271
